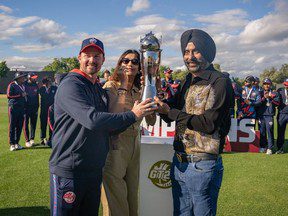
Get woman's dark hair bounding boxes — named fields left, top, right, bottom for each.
left=111, top=49, right=141, bottom=89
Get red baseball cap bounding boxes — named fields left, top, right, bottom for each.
left=79, top=37, right=105, bottom=55
left=283, top=78, right=288, bottom=86
left=164, top=68, right=173, bottom=74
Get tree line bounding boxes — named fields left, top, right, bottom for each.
left=0, top=58, right=287, bottom=84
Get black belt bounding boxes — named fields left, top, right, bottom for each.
left=176, top=152, right=218, bottom=163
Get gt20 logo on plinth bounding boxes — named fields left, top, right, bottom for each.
left=148, top=160, right=171, bottom=189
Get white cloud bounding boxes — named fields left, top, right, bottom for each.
left=190, top=2, right=288, bottom=77
left=1, top=1, right=287, bottom=77
left=97, top=14, right=185, bottom=51
left=0, top=13, right=39, bottom=39
left=27, top=19, right=68, bottom=45
left=4, top=56, right=53, bottom=71
left=0, top=5, right=13, bottom=13
left=195, top=9, right=249, bottom=34
left=126, top=0, right=150, bottom=16
left=239, top=10, right=288, bottom=44
left=13, top=44, right=55, bottom=52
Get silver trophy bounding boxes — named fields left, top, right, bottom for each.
left=140, top=32, right=162, bottom=103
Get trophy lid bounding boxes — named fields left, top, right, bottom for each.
left=140, top=32, right=161, bottom=51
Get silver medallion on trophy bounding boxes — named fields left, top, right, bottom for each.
left=140, top=32, right=162, bottom=104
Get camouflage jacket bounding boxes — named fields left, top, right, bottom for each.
left=161, top=68, right=233, bottom=155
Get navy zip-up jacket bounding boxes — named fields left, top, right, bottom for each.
left=49, top=71, right=136, bottom=179
left=7, top=81, right=26, bottom=109
left=24, top=81, right=39, bottom=107
left=277, top=88, right=288, bottom=114
left=257, top=90, right=279, bottom=116
left=39, top=85, right=57, bottom=108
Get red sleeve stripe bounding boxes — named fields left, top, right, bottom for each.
left=48, top=106, right=54, bottom=131
left=272, top=101, right=280, bottom=105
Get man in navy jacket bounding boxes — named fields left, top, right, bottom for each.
left=49, top=37, right=156, bottom=215
left=23, top=72, right=39, bottom=147
left=257, top=78, right=279, bottom=155
left=7, top=72, right=27, bottom=151
left=39, top=77, right=57, bottom=145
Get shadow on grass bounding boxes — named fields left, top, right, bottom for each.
left=0, top=206, right=50, bottom=216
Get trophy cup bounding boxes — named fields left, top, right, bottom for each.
left=140, top=32, right=162, bottom=103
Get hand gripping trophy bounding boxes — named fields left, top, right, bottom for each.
left=140, top=32, right=162, bottom=103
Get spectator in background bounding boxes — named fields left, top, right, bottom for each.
left=39, top=77, right=57, bottom=145
left=47, top=73, right=68, bottom=147
left=163, top=67, right=174, bottom=85
left=103, top=70, right=111, bottom=82
left=171, top=79, right=181, bottom=94
left=254, top=77, right=263, bottom=92
left=276, top=78, right=288, bottom=154
left=231, top=79, right=242, bottom=118
left=7, top=72, right=27, bottom=151
left=161, top=78, right=174, bottom=99
left=100, top=70, right=111, bottom=86
left=257, top=78, right=279, bottom=155
left=23, top=72, right=39, bottom=148
left=223, top=72, right=236, bottom=118
left=237, top=75, right=261, bottom=119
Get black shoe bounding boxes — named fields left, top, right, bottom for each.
left=40, top=138, right=47, bottom=145
left=276, top=149, right=284, bottom=154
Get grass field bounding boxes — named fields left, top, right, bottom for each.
left=0, top=94, right=288, bottom=216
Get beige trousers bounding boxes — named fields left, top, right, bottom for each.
left=102, top=133, right=140, bottom=216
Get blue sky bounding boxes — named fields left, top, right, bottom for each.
left=0, top=0, right=287, bottom=77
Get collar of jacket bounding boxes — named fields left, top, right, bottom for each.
left=70, top=69, right=98, bottom=84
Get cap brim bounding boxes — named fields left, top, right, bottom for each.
left=283, top=82, right=288, bottom=86
left=31, top=75, right=38, bottom=79
left=14, top=74, right=27, bottom=80
left=80, top=44, right=104, bottom=55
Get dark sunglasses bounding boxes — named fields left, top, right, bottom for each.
left=121, top=58, right=139, bottom=65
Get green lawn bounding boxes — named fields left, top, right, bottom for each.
left=1, top=95, right=288, bottom=215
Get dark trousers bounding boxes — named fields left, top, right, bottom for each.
left=50, top=174, right=102, bottom=216
left=259, top=116, right=274, bottom=149
left=40, top=106, right=52, bottom=140
left=277, top=113, right=288, bottom=150
left=23, top=106, right=38, bottom=142
left=8, top=107, right=24, bottom=145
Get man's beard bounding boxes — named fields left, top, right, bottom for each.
left=84, top=63, right=98, bottom=75
left=184, top=57, right=206, bottom=73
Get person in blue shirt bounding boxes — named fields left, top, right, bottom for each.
left=257, top=78, right=280, bottom=155
left=237, top=75, right=261, bottom=119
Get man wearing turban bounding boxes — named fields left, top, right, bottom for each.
left=155, top=29, right=233, bottom=215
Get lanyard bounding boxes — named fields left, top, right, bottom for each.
left=245, top=87, right=253, bottom=100
left=266, top=90, right=271, bottom=105
left=45, top=86, right=50, bottom=94
left=15, top=81, right=27, bottom=101
left=15, top=81, right=25, bottom=92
